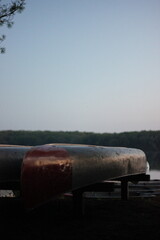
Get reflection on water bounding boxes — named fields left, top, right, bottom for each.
left=146, top=151, right=160, bottom=180
left=146, top=151, right=160, bottom=170
left=149, top=170, right=160, bottom=180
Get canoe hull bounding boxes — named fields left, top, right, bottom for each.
left=21, top=144, right=148, bottom=209
left=0, top=145, right=31, bottom=184
left=0, top=144, right=148, bottom=209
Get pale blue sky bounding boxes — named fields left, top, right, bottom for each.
left=0, top=0, right=160, bottom=133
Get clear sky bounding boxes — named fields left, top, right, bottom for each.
left=0, top=0, right=160, bottom=133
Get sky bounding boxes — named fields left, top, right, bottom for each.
left=0, top=0, right=160, bottom=133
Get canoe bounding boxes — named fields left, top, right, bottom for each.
left=0, top=145, right=31, bottom=185
left=21, top=144, right=148, bottom=209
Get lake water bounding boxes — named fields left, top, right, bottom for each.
left=146, top=152, right=160, bottom=180
left=149, top=170, right=160, bottom=180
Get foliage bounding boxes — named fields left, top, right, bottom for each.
left=0, top=130, right=160, bottom=151
left=0, top=0, right=25, bottom=53
left=1, top=130, right=160, bottom=166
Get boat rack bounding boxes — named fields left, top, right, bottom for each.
left=72, top=173, right=150, bottom=216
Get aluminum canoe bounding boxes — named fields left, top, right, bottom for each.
left=21, top=144, right=148, bottom=208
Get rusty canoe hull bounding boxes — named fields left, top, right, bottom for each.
left=0, top=144, right=148, bottom=209
left=21, top=144, right=148, bottom=209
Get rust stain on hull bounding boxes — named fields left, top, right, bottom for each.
left=21, top=145, right=72, bottom=209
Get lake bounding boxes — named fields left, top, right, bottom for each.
left=146, top=152, right=160, bottom=180
left=149, top=169, right=160, bottom=180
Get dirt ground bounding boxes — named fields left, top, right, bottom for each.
left=0, top=196, right=160, bottom=240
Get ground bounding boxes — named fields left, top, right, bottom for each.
left=0, top=196, right=160, bottom=240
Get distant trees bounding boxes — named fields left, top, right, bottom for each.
left=1, top=130, right=160, bottom=167
left=0, top=0, right=25, bottom=53
left=0, top=130, right=160, bottom=152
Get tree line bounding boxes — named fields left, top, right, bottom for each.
left=0, top=130, right=160, bottom=168
left=0, top=130, right=160, bottom=152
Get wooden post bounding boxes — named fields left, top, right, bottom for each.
left=121, top=180, right=129, bottom=200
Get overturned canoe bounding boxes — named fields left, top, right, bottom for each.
left=21, top=144, right=148, bottom=209
left=0, top=145, right=31, bottom=185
